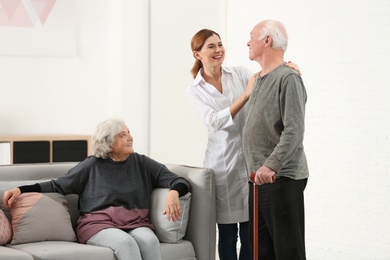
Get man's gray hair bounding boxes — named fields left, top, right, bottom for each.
left=259, top=20, right=288, bottom=51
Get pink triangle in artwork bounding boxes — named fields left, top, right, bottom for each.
left=0, top=0, right=22, bottom=20
left=0, top=0, right=33, bottom=27
left=30, top=0, right=56, bottom=24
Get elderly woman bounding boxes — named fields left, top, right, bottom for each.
left=2, top=118, right=191, bottom=260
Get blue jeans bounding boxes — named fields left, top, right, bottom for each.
left=218, top=222, right=252, bottom=260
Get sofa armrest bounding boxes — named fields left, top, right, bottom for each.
left=166, top=164, right=216, bottom=260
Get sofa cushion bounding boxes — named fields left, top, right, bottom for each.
left=160, top=240, right=196, bottom=260
left=8, top=241, right=116, bottom=260
left=149, top=189, right=191, bottom=243
left=0, top=246, right=33, bottom=260
left=0, top=209, right=12, bottom=245
left=10, top=192, right=76, bottom=245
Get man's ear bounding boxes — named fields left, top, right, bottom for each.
left=265, top=36, right=272, bottom=47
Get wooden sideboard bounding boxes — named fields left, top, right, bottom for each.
left=0, top=135, right=91, bottom=165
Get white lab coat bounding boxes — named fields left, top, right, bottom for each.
left=186, top=66, right=253, bottom=223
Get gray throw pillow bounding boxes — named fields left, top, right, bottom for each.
left=10, top=192, right=76, bottom=245
left=149, top=189, right=191, bottom=243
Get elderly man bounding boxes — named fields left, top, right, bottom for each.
left=243, top=20, right=309, bottom=260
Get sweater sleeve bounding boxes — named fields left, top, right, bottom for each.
left=19, top=183, right=41, bottom=193
left=142, top=155, right=191, bottom=193
left=264, top=72, right=307, bottom=172
left=170, top=182, right=189, bottom=197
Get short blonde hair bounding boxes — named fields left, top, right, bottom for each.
left=92, top=118, right=125, bottom=158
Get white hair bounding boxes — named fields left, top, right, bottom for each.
left=258, top=20, right=288, bottom=51
left=92, top=118, right=126, bottom=158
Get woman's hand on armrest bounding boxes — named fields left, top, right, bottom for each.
left=163, top=190, right=181, bottom=222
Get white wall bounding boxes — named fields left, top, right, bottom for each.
left=1, top=0, right=390, bottom=259
left=224, top=0, right=390, bottom=259
left=0, top=0, right=150, bottom=154
left=149, top=0, right=226, bottom=166
left=150, top=0, right=390, bottom=259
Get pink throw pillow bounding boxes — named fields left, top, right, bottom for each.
left=0, top=209, right=12, bottom=245
left=10, top=192, right=76, bottom=245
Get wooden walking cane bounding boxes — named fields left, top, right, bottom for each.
left=250, top=172, right=258, bottom=260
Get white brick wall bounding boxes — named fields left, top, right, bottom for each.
left=226, top=0, right=390, bottom=258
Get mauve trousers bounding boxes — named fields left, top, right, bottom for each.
left=248, top=177, right=307, bottom=260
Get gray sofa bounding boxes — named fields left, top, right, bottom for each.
left=0, top=162, right=216, bottom=260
